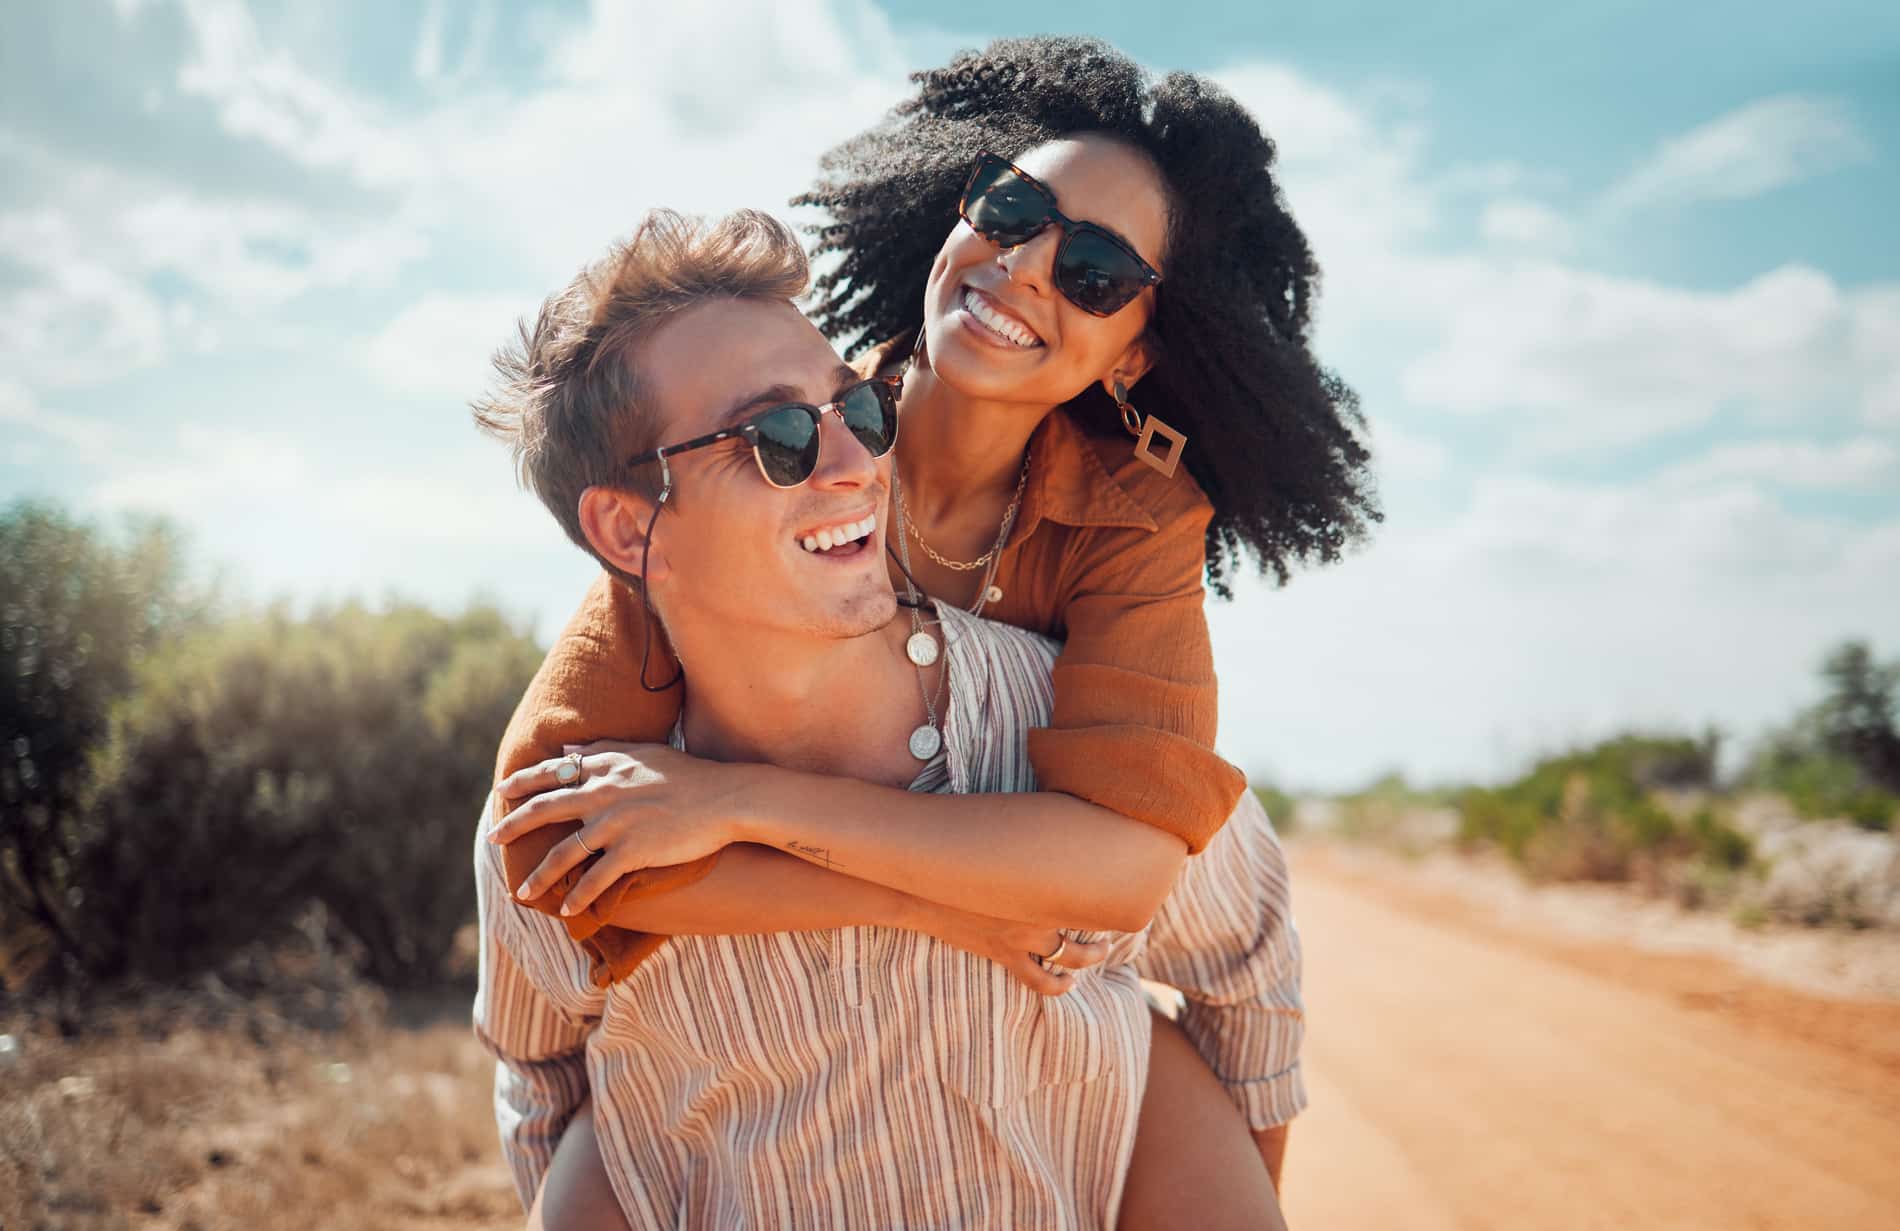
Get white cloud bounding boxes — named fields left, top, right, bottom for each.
left=1480, top=198, right=1569, bottom=249
left=365, top=294, right=531, bottom=399
left=1655, top=438, right=1899, bottom=490
left=413, top=0, right=445, bottom=81
left=1213, top=474, right=1900, bottom=790
left=175, top=0, right=424, bottom=190
left=1201, top=76, right=1896, bottom=455
left=0, top=209, right=170, bottom=387
left=1849, top=288, right=1900, bottom=428
left=0, top=128, right=428, bottom=389
left=92, top=423, right=310, bottom=515
left=1371, top=421, right=1451, bottom=484
left=1397, top=262, right=1876, bottom=451
left=1604, top=95, right=1873, bottom=213
left=0, top=381, right=115, bottom=460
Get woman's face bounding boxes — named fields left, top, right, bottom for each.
left=920, top=133, right=1169, bottom=408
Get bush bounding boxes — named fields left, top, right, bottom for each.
left=1, top=503, right=211, bottom=982
left=1458, top=732, right=1742, bottom=883
left=9, top=581, right=543, bottom=987
left=1749, top=738, right=1896, bottom=831
left=17, top=597, right=539, bottom=987
left=1748, top=641, right=1900, bottom=831
left=1252, top=784, right=1296, bottom=833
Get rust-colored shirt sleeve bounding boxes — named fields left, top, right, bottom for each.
left=972, top=406, right=1247, bottom=854
left=493, top=572, right=716, bottom=986
left=1021, top=490, right=1246, bottom=855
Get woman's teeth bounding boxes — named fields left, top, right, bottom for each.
left=801, top=515, right=877, bottom=553
left=962, top=288, right=1042, bottom=348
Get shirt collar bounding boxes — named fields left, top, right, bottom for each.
left=1014, top=406, right=1158, bottom=541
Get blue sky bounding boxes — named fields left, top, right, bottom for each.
left=3, top=0, right=1896, bottom=789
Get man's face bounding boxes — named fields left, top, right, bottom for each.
left=638, top=297, right=897, bottom=645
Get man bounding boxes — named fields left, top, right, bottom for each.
left=471, top=208, right=1301, bottom=1228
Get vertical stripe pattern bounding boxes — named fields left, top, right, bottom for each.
left=474, top=604, right=1303, bottom=1226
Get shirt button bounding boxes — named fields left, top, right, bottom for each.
left=985, top=585, right=1003, bottom=604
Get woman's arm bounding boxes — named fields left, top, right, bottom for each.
left=492, top=746, right=1185, bottom=934
left=729, top=768, right=1186, bottom=934
left=1012, top=447, right=1249, bottom=856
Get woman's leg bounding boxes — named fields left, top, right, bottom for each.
left=1118, top=1009, right=1288, bottom=1231
left=526, top=1097, right=633, bottom=1231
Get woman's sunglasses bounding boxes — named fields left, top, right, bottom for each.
left=624, top=375, right=901, bottom=490
left=958, top=152, right=1163, bottom=317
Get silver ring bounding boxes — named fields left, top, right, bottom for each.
left=573, top=831, right=599, bottom=856
left=554, top=752, right=584, bottom=786
left=1039, top=936, right=1068, bottom=968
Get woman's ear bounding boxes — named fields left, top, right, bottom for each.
left=1101, top=331, right=1158, bottom=399
left=578, top=486, right=668, bottom=586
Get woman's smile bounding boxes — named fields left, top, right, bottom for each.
left=956, top=284, right=1045, bottom=350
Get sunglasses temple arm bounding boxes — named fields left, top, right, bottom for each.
left=654, top=449, right=673, bottom=505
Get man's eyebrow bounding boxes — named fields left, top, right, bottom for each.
left=715, top=383, right=804, bottom=429
left=828, top=364, right=861, bottom=394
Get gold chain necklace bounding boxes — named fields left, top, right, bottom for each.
left=896, top=455, right=1030, bottom=572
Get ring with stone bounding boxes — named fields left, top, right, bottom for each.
left=555, top=752, right=584, bottom=786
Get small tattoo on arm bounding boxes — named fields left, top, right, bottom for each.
left=787, top=840, right=834, bottom=871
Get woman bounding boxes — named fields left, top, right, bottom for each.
left=487, top=36, right=1376, bottom=1228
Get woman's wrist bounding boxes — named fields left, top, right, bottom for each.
left=725, top=762, right=808, bottom=849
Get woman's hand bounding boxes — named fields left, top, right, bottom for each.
left=488, top=741, right=755, bottom=915
left=911, top=902, right=1110, bottom=996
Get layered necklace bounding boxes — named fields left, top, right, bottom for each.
left=891, top=458, right=1027, bottom=759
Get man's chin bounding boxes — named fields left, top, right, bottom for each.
left=820, top=589, right=902, bottom=641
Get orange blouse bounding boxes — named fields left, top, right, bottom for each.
left=497, top=351, right=1248, bottom=984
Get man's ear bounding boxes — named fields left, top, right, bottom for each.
left=1100, top=330, right=1158, bottom=399
left=578, top=485, right=668, bottom=586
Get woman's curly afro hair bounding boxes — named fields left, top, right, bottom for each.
left=793, top=36, right=1380, bottom=595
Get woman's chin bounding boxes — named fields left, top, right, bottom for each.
left=928, top=328, right=1053, bottom=401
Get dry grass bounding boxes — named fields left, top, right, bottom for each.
left=0, top=983, right=522, bottom=1231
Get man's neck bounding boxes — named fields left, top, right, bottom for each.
left=670, top=614, right=931, bottom=789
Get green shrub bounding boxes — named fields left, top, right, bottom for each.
left=1457, top=733, right=1725, bottom=882
left=9, top=585, right=543, bottom=987
left=1747, top=640, right=1900, bottom=831
left=1750, top=729, right=1897, bottom=831
left=1, top=503, right=211, bottom=981
left=25, top=599, right=539, bottom=986
left=1252, top=784, right=1296, bottom=833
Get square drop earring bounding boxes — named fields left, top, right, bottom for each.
left=1112, top=380, right=1186, bottom=479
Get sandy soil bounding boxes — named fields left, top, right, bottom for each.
left=1279, top=840, right=1900, bottom=1230
left=10, top=845, right=1898, bottom=1228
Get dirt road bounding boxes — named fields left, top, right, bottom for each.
left=1278, top=845, right=1900, bottom=1229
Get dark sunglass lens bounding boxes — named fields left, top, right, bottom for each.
left=838, top=383, right=897, bottom=458
left=964, top=163, right=1049, bottom=248
left=1057, top=231, right=1148, bottom=316
left=752, top=405, right=821, bottom=487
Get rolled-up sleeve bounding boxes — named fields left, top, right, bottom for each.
left=1136, top=789, right=1307, bottom=1129
left=473, top=804, right=603, bottom=1207
left=1028, top=497, right=1248, bottom=853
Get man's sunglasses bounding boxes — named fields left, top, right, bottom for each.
left=958, top=152, right=1163, bottom=317
left=624, top=375, right=902, bottom=490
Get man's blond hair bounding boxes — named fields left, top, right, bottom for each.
left=472, top=208, right=810, bottom=567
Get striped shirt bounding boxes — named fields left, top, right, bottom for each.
left=473, top=605, right=1304, bottom=1228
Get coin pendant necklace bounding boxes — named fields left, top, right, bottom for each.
left=892, top=472, right=950, bottom=759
